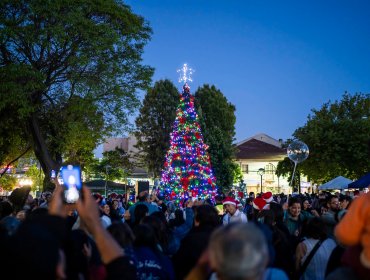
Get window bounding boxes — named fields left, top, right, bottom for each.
left=265, top=163, right=275, bottom=175
left=242, top=164, right=249, bottom=173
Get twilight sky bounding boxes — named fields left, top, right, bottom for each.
left=124, top=0, right=370, bottom=143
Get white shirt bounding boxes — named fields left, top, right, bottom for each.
left=223, top=209, right=248, bottom=225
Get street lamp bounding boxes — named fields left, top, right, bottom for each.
left=104, top=165, right=111, bottom=197
left=257, top=168, right=265, bottom=194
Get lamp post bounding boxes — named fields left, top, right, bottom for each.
left=104, top=165, right=111, bottom=197
left=257, top=168, right=265, bottom=194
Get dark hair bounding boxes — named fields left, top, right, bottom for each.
left=141, top=215, right=169, bottom=252
left=133, top=223, right=158, bottom=251
left=107, top=222, right=135, bottom=248
left=134, top=204, right=149, bottom=225
left=257, top=210, right=275, bottom=227
left=195, top=205, right=219, bottom=227
left=169, top=209, right=185, bottom=228
left=269, top=202, right=284, bottom=223
left=302, top=217, right=327, bottom=240
left=288, top=196, right=301, bottom=207
left=0, top=201, right=13, bottom=220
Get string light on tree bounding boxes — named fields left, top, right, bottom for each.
left=160, top=64, right=216, bottom=203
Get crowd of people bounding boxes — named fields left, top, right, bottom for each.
left=0, top=182, right=369, bottom=280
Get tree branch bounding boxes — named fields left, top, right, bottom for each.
left=0, top=146, right=31, bottom=178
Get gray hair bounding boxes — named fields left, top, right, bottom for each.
left=209, top=223, right=268, bottom=280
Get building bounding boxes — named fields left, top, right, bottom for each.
left=235, top=133, right=291, bottom=194
left=102, top=136, right=153, bottom=187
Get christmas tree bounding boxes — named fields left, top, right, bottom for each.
left=160, top=64, right=217, bottom=203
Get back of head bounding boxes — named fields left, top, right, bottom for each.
left=303, top=217, right=327, bottom=240
left=209, top=223, right=268, bottom=280
left=195, top=205, right=219, bottom=228
left=134, top=204, right=149, bottom=224
left=133, top=223, right=157, bottom=250
left=9, top=220, right=60, bottom=279
left=107, top=222, right=135, bottom=248
left=0, top=201, right=13, bottom=219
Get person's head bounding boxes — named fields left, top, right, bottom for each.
left=133, top=223, right=158, bottom=251
left=249, top=192, right=255, bottom=200
left=302, top=199, right=311, bottom=210
left=137, top=191, right=149, bottom=202
left=107, top=222, right=135, bottom=248
left=302, top=217, right=327, bottom=240
left=102, top=204, right=110, bottom=215
left=169, top=209, right=185, bottom=228
left=194, top=205, right=219, bottom=228
left=134, top=204, right=149, bottom=224
left=223, top=197, right=237, bottom=215
left=288, top=197, right=301, bottom=218
left=339, top=195, right=352, bottom=210
left=209, top=223, right=269, bottom=280
left=269, top=202, right=284, bottom=223
left=327, top=195, right=339, bottom=212
left=112, top=199, right=119, bottom=209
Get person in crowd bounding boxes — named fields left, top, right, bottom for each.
left=133, top=203, right=149, bottom=228
left=100, top=203, right=112, bottom=228
left=222, top=197, right=247, bottom=225
left=257, top=209, right=295, bottom=278
left=336, top=194, right=352, bottom=222
left=295, top=217, right=336, bottom=280
left=133, top=223, right=175, bottom=279
left=321, top=194, right=340, bottom=239
left=39, top=191, right=52, bottom=208
left=284, top=196, right=309, bottom=250
left=2, top=181, right=137, bottom=280
left=109, top=199, right=124, bottom=223
left=128, top=191, right=159, bottom=223
left=301, top=198, right=320, bottom=219
left=186, top=223, right=288, bottom=280
left=243, top=197, right=254, bottom=221
left=173, top=204, right=219, bottom=280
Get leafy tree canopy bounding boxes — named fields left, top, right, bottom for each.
left=0, top=0, right=153, bottom=189
left=194, top=84, right=237, bottom=191
left=89, top=148, right=133, bottom=182
left=290, top=92, right=370, bottom=183
left=134, top=79, right=179, bottom=178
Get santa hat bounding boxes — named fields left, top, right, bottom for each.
left=253, top=197, right=267, bottom=210
left=222, top=197, right=236, bottom=206
left=262, top=192, right=273, bottom=203
left=235, top=200, right=242, bottom=208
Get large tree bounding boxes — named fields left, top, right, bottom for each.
left=0, top=0, right=153, bottom=189
left=291, top=92, right=370, bottom=182
left=194, top=84, right=237, bottom=191
left=134, top=79, right=179, bottom=178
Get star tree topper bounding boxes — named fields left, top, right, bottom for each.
left=177, top=63, right=194, bottom=84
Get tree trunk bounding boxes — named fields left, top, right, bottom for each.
left=27, top=113, right=59, bottom=191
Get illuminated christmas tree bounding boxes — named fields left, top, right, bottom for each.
left=160, top=64, right=217, bottom=203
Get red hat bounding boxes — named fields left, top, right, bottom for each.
left=253, top=197, right=267, bottom=210
left=222, top=197, right=236, bottom=206
left=235, top=200, right=242, bottom=208
left=262, top=192, right=273, bottom=203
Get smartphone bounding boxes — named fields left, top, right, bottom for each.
left=50, top=169, right=56, bottom=179
left=60, top=164, right=82, bottom=203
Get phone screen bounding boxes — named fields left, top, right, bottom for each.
left=60, top=164, right=82, bottom=203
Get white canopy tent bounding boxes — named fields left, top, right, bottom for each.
left=318, top=176, right=353, bottom=190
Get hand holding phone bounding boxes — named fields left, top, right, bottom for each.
left=60, top=164, right=82, bottom=204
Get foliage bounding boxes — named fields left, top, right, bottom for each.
left=276, top=156, right=301, bottom=188
left=194, top=85, right=237, bottom=191
left=0, top=0, right=153, bottom=189
left=25, top=164, right=44, bottom=192
left=291, top=92, right=370, bottom=182
left=160, top=84, right=217, bottom=202
left=90, top=148, right=133, bottom=182
left=134, top=79, right=179, bottom=178
left=0, top=174, right=18, bottom=191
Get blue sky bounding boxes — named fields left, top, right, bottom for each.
left=124, top=0, right=370, bottom=143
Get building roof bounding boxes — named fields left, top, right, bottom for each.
left=236, top=136, right=286, bottom=160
